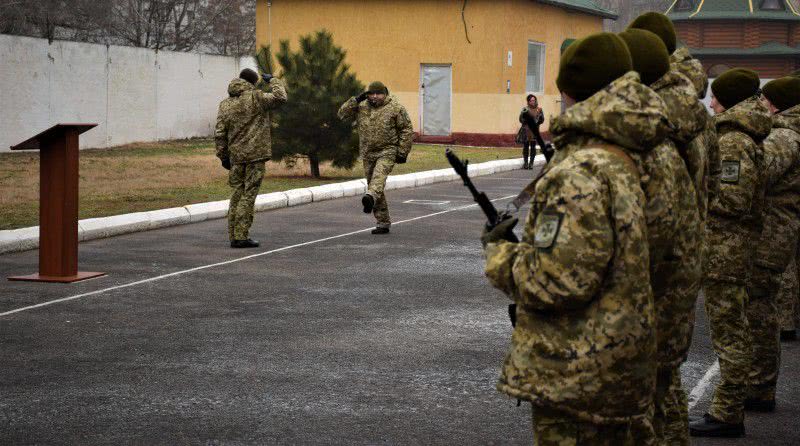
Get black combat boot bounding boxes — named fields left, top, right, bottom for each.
left=231, top=239, right=260, bottom=248
left=689, top=413, right=745, bottom=438
left=744, top=397, right=776, bottom=412
left=781, top=329, right=797, bottom=341
left=371, top=227, right=390, bottom=235
left=362, top=194, right=374, bottom=214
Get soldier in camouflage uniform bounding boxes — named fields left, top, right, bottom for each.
left=338, top=81, right=414, bottom=234
left=215, top=68, right=287, bottom=248
left=483, top=33, right=659, bottom=445
left=690, top=69, right=772, bottom=438
left=619, top=28, right=703, bottom=446
left=777, top=247, right=800, bottom=340
left=746, top=76, right=800, bottom=410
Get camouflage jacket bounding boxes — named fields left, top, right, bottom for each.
left=671, top=47, right=721, bottom=217
left=338, top=95, right=414, bottom=160
left=215, top=78, right=287, bottom=164
left=754, top=105, right=800, bottom=273
left=484, top=72, right=657, bottom=424
left=649, top=70, right=705, bottom=367
left=706, top=97, right=772, bottom=284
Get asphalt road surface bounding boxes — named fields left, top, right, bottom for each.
left=1, top=168, right=798, bottom=445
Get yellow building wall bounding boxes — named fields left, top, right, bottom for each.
left=256, top=0, right=603, bottom=137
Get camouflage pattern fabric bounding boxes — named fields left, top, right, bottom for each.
left=228, top=162, right=265, bottom=241
left=484, top=72, right=657, bottom=430
left=746, top=268, right=781, bottom=402
left=531, top=406, right=648, bottom=446
left=754, top=104, right=800, bottom=273
left=705, top=97, right=772, bottom=284
left=746, top=105, right=800, bottom=401
left=337, top=94, right=414, bottom=160
left=215, top=78, right=287, bottom=164
left=363, top=156, right=394, bottom=228
left=654, top=366, right=689, bottom=446
left=670, top=47, right=708, bottom=100
left=777, top=251, right=800, bottom=331
left=705, top=280, right=752, bottom=424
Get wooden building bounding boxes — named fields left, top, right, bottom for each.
left=668, top=0, right=800, bottom=78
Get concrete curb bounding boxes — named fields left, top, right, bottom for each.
left=0, top=157, right=532, bottom=254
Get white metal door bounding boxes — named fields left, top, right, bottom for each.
left=421, top=65, right=452, bottom=136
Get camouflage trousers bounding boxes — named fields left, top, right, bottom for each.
left=705, top=280, right=752, bottom=423
left=653, top=366, right=689, bottom=446
left=777, top=249, right=800, bottom=331
left=531, top=406, right=654, bottom=446
left=747, top=266, right=782, bottom=401
left=228, top=161, right=265, bottom=241
left=364, top=155, right=395, bottom=228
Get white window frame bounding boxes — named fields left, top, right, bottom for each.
left=526, top=41, right=546, bottom=94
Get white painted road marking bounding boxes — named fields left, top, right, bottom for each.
left=688, top=360, right=720, bottom=409
left=1, top=195, right=516, bottom=318
left=403, top=199, right=451, bottom=205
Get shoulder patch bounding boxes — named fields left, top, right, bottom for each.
left=534, top=213, right=563, bottom=249
left=720, top=160, right=740, bottom=183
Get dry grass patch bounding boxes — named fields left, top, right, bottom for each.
left=0, top=138, right=520, bottom=230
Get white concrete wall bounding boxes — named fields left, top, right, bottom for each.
left=0, top=34, right=255, bottom=152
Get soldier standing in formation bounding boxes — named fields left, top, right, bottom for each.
left=690, top=69, right=772, bottom=437
left=215, top=68, right=287, bottom=248
left=483, top=32, right=659, bottom=445
left=338, top=82, right=414, bottom=234
left=617, top=26, right=703, bottom=446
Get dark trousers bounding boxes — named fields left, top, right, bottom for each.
left=523, top=128, right=546, bottom=164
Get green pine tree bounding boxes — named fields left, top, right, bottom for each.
left=267, top=30, right=364, bottom=178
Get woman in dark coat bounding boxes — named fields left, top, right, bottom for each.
left=516, top=94, right=549, bottom=169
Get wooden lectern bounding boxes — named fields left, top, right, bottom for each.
left=8, top=124, right=106, bottom=283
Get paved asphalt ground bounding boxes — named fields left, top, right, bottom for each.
left=1, top=168, right=798, bottom=445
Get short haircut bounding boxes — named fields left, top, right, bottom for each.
left=240, top=68, right=259, bottom=85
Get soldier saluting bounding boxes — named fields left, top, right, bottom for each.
left=338, top=82, right=414, bottom=234
left=215, top=68, right=287, bottom=248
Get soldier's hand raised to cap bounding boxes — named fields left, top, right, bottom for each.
left=356, top=92, right=369, bottom=103
left=261, top=73, right=273, bottom=83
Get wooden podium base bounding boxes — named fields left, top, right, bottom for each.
left=8, top=271, right=106, bottom=283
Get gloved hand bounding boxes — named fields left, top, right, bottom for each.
left=221, top=157, right=231, bottom=170
left=481, top=217, right=519, bottom=248
left=261, top=73, right=273, bottom=83
left=356, top=92, right=369, bottom=103
left=395, top=153, right=408, bottom=164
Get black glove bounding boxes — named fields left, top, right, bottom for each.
left=395, top=153, right=408, bottom=164
left=261, top=73, right=273, bottom=83
left=481, top=217, right=519, bottom=247
left=543, top=143, right=555, bottom=163
left=356, top=92, right=369, bottom=103
left=221, top=157, right=231, bottom=170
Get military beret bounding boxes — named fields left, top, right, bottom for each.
left=628, top=12, right=677, bottom=55
left=367, top=81, right=389, bottom=95
left=711, top=68, right=760, bottom=110
left=762, top=77, right=800, bottom=112
left=239, top=68, right=259, bottom=85
left=560, top=38, right=576, bottom=55
left=618, top=29, right=670, bottom=86
left=556, top=33, right=633, bottom=102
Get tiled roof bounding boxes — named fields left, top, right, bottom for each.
left=534, top=0, right=618, bottom=19
left=668, top=0, right=800, bottom=21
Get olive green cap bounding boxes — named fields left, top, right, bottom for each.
left=618, top=29, right=670, bottom=86
left=556, top=33, right=633, bottom=102
left=628, top=12, right=677, bottom=55
left=762, top=77, right=800, bottom=112
left=367, top=81, right=388, bottom=95
left=560, top=38, right=576, bottom=55
left=711, top=68, right=760, bottom=110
